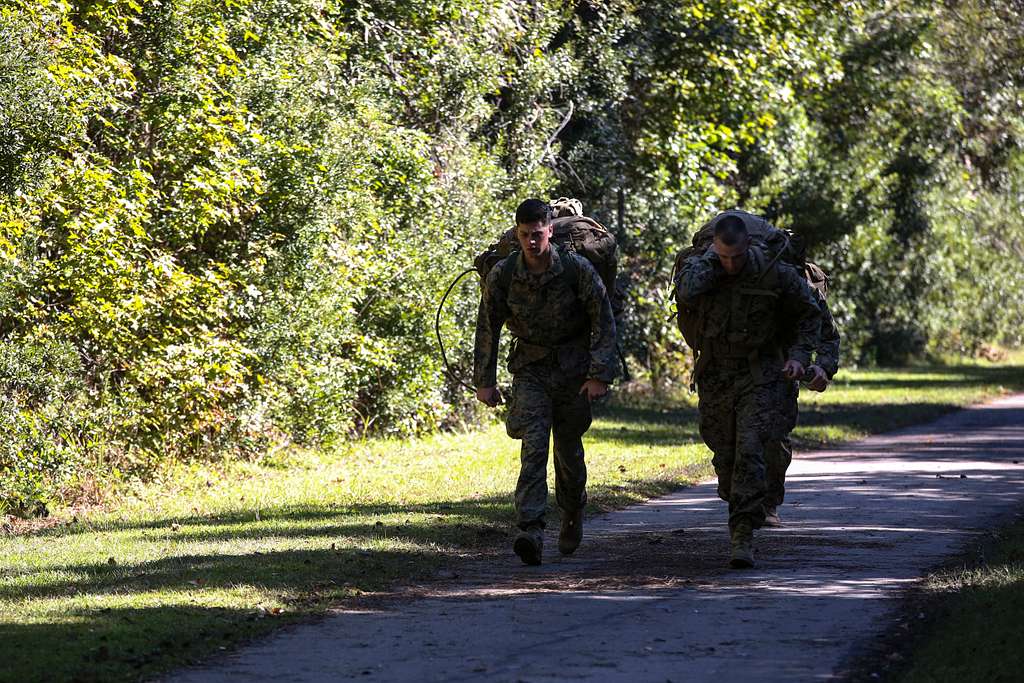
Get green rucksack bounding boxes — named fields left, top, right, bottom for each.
left=473, top=197, right=620, bottom=311
left=672, top=209, right=829, bottom=351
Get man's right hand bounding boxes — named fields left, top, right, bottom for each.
left=805, top=365, right=830, bottom=392
left=476, top=386, right=502, bottom=407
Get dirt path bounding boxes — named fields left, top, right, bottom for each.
left=166, top=394, right=1024, bottom=682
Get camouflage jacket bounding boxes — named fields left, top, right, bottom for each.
left=473, top=244, right=618, bottom=388
left=677, top=245, right=821, bottom=380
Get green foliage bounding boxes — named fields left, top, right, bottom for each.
left=0, top=338, right=90, bottom=516
left=1, top=0, right=1023, bottom=510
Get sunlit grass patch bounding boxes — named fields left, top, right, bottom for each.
left=1, top=358, right=1023, bottom=681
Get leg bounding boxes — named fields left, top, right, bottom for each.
left=551, top=376, right=591, bottom=514
left=728, top=380, right=778, bottom=532
left=697, top=370, right=738, bottom=502
left=506, top=372, right=554, bottom=531
left=551, top=376, right=592, bottom=555
left=765, top=380, right=798, bottom=509
left=764, top=435, right=793, bottom=508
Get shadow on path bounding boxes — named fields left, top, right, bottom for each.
left=162, top=395, right=1024, bottom=682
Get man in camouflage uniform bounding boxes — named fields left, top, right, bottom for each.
left=676, top=215, right=820, bottom=568
left=764, top=294, right=841, bottom=526
left=474, top=198, right=618, bottom=566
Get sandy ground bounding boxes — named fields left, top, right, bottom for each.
left=166, top=393, right=1024, bottom=682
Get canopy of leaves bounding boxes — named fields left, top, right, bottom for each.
left=1, top=0, right=1022, bottom=512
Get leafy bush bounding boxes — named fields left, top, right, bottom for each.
left=1, top=0, right=1022, bottom=512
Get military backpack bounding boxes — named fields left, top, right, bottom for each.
left=473, top=197, right=620, bottom=311
left=436, top=198, right=625, bottom=390
left=672, top=209, right=830, bottom=352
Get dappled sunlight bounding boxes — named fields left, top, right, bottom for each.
left=4, top=378, right=1024, bottom=682
left=753, top=576, right=918, bottom=599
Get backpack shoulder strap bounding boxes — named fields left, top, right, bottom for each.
left=560, top=250, right=580, bottom=297
left=497, top=253, right=517, bottom=294
left=747, top=246, right=782, bottom=292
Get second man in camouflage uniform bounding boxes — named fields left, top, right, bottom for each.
left=676, top=215, right=820, bottom=568
left=474, top=199, right=618, bottom=566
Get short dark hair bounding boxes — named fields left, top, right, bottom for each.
left=515, top=198, right=551, bottom=225
left=714, top=215, right=748, bottom=247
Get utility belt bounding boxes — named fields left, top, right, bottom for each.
left=508, top=334, right=589, bottom=374
left=691, top=339, right=783, bottom=390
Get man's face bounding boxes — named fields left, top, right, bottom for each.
left=516, top=220, right=553, bottom=260
left=712, top=236, right=751, bottom=275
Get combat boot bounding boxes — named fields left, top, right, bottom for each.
left=729, top=520, right=755, bottom=569
left=513, top=526, right=543, bottom=566
left=763, top=505, right=783, bottom=528
left=558, top=508, right=583, bottom=555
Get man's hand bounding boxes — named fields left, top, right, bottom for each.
left=579, top=378, right=609, bottom=402
left=782, top=359, right=805, bottom=381
left=806, top=364, right=830, bottom=392
left=702, top=245, right=722, bottom=266
left=476, top=386, right=502, bottom=407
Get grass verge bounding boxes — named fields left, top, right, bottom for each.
left=894, top=515, right=1024, bottom=682
left=1, top=357, right=1023, bottom=682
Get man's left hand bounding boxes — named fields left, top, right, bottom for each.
left=579, top=378, right=609, bottom=402
left=782, top=359, right=805, bottom=381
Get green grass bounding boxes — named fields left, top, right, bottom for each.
left=1, top=357, right=1023, bottom=682
left=896, top=518, right=1024, bottom=682
left=794, top=357, right=1024, bottom=446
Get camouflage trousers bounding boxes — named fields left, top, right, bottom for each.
left=505, top=362, right=592, bottom=530
left=765, top=380, right=799, bottom=508
left=697, top=361, right=779, bottom=531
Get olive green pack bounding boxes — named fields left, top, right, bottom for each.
left=473, top=197, right=620, bottom=311
left=672, top=210, right=829, bottom=351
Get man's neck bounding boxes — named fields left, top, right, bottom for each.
left=524, top=247, right=553, bottom=274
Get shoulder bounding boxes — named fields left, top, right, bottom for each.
left=566, top=250, right=597, bottom=276
left=484, top=256, right=515, bottom=292
left=773, top=259, right=801, bottom=278
left=563, top=251, right=606, bottom=294
left=769, top=259, right=807, bottom=289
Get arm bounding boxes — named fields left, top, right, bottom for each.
left=472, top=264, right=510, bottom=392
left=676, top=247, right=722, bottom=304
left=577, top=258, right=618, bottom=386
left=813, top=292, right=840, bottom=378
left=779, top=265, right=822, bottom=370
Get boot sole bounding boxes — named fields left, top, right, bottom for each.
left=513, top=536, right=542, bottom=566
left=729, top=557, right=755, bottom=569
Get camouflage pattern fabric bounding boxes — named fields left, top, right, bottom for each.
left=506, top=363, right=591, bottom=529
left=765, top=379, right=798, bottom=508
left=698, top=362, right=779, bottom=530
left=765, top=291, right=841, bottom=507
left=473, top=243, right=617, bottom=531
left=474, top=244, right=618, bottom=388
left=812, top=290, right=841, bottom=378
left=677, top=246, right=821, bottom=373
